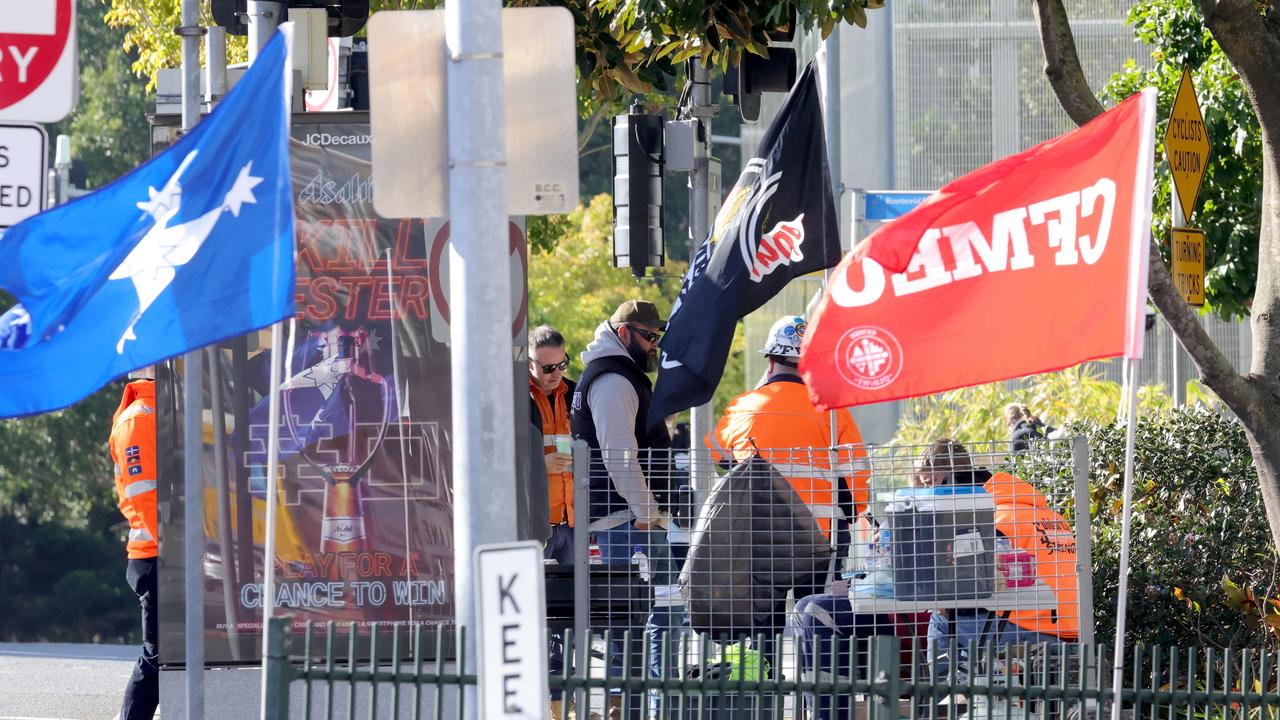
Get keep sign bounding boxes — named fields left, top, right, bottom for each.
left=0, top=0, right=77, bottom=122
left=0, top=122, right=46, bottom=228
left=475, top=542, right=548, bottom=719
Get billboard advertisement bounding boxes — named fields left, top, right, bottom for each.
left=156, top=115, right=529, bottom=664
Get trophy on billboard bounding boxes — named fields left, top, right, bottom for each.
left=281, top=326, right=393, bottom=554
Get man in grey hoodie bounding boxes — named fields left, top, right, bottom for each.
left=570, top=299, right=676, bottom=716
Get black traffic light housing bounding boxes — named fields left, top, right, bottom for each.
left=726, top=48, right=797, bottom=123
left=210, top=0, right=368, bottom=37
left=612, top=105, right=666, bottom=278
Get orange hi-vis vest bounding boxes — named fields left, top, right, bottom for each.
left=531, top=377, right=574, bottom=526
left=984, top=472, right=1080, bottom=640
left=707, top=376, right=869, bottom=537
left=110, top=380, right=159, bottom=560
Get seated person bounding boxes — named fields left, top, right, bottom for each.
left=915, top=439, right=1079, bottom=679
left=790, top=438, right=1080, bottom=718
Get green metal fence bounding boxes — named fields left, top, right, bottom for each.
left=262, top=616, right=1280, bottom=719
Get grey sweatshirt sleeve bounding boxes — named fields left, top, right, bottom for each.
left=586, top=373, right=661, bottom=525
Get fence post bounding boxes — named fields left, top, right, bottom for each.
left=870, top=635, right=902, bottom=720
left=572, top=439, right=590, bottom=717
left=1071, top=434, right=1096, bottom=651
left=263, top=616, right=294, bottom=720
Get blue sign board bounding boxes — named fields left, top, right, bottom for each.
left=863, top=191, right=932, bottom=222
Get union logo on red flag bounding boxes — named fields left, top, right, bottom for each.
left=801, top=88, right=1158, bottom=410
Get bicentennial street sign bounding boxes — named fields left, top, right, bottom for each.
left=1170, top=227, right=1205, bottom=307
left=0, top=0, right=78, bottom=122
left=1164, top=67, right=1209, bottom=221
left=0, top=122, right=47, bottom=228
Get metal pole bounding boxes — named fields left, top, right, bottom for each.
left=687, top=62, right=714, bottom=501
left=204, top=26, right=228, bottom=109
left=208, top=348, right=241, bottom=660
left=446, top=3, right=515, bottom=716
left=247, top=1, right=284, bottom=63
left=1110, top=357, right=1141, bottom=720
left=247, top=15, right=286, bottom=718
left=179, top=1, right=205, bottom=715
left=1071, top=434, right=1096, bottom=651
left=572, top=441, right=591, bottom=718
left=1170, top=198, right=1186, bottom=406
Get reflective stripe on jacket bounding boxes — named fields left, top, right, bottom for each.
left=985, top=472, right=1080, bottom=640
left=110, top=380, right=159, bottom=560
left=530, top=376, right=575, bottom=526
left=707, top=376, right=869, bottom=537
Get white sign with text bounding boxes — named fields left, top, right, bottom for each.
left=0, top=123, right=46, bottom=227
left=475, top=541, right=548, bottom=719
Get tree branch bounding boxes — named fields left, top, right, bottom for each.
left=1031, top=0, right=1107, bottom=127
left=578, top=106, right=607, bottom=153
left=1146, top=237, right=1255, bottom=410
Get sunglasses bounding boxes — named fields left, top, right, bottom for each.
left=533, top=358, right=570, bottom=374
left=627, top=325, right=662, bottom=344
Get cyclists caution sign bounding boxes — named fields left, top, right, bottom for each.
left=0, top=0, right=78, bottom=122
left=1163, top=67, right=1209, bottom=221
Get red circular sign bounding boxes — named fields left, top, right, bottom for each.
left=0, top=0, right=74, bottom=111
left=429, top=221, right=529, bottom=338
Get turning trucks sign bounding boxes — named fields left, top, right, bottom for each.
left=0, top=0, right=78, bottom=123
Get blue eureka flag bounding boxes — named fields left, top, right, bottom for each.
left=0, top=28, right=297, bottom=418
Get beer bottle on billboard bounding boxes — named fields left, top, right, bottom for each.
left=320, top=472, right=367, bottom=553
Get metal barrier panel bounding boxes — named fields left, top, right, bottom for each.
left=265, top=617, right=1280, bottom=720
left=561, top=437, right=1087, bottom=717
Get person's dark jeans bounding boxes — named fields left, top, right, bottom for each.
left=790, top=593, right=896, bottom=720
left=121, top=557, right=158, bottom=720
left=544, top=523, right=574, bottom=565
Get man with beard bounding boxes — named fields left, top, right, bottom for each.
left=571, top=299, right=674, bottom=718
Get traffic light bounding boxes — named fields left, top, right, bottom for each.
left=725, top=47, right=797, bottom=123
left=210, top=0, right=368, bottom=37
left=612, top=106, right=665, bottom=278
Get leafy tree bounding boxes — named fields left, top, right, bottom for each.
left=1033, top=0, right=1280, bottom=548
left=1016, top=408, right=1278, bottom=649
left=0, top=381, right=135, bottom=642
left=528, top=195, right=747, bottom=415
left=892, top=365, right=1173, bottom=447
left=105, top=1, right=884, bottom=107
left=48, top=0, right=152, bottom=188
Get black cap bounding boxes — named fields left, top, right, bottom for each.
left=609, top=299, right=667, bottom=330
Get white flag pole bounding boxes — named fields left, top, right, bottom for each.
left=1110, top=86, right=1158, bottom=720
left=1109, top=357, right=1140, bottom=720
left=256, top=319, right=286, bottom=712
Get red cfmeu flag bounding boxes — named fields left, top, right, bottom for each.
left=800, top=89, right=1158, bottom=410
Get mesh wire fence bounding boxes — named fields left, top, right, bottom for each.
left=553, top=438, right=1090, bottom=717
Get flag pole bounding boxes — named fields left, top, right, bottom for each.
left=1110, top=352, right=1141, bottom=719
left=178, top=0, right=206, bottom=716
left=258, top=320, right=287, bottom=717
left=249, top=6, right=284, bottom=717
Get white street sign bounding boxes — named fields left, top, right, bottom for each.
left=0, top=0, right=78, bottom=123
left=0, top=122, right=47, bottom=227
left=368, top=7, right=579, bottom=217
left=475, top=541, right=548, bottom=719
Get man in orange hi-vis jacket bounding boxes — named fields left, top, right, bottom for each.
left=708, top=315, right=870, bottom=539
left=707, top=315, right=871, bottom=660
left=110, top=371, right=159, bottom=720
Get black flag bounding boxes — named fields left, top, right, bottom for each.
left=648, top=62, right=841, bottom=427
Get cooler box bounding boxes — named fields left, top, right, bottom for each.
left=888, top=486, right=996, bottom=601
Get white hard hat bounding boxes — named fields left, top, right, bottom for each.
left=761, top=315, right=807, bottom=358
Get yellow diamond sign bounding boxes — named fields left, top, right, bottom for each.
left=1164, top=67, right=1210, bottom=221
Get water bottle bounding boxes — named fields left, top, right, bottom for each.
left=631, top=546, right=650, bottom=582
